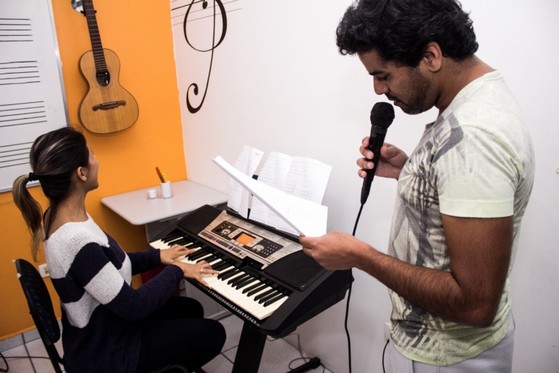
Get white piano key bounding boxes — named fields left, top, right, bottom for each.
left=152, top=233, right=289, bottom=320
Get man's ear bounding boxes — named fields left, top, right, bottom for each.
left=423, top=42, right=443, bottom=72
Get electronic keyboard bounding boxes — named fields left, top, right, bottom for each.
left=150, top=204, right=353, bottom=372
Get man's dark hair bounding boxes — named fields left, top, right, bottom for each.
left=336, top=0, right=479, bottom=67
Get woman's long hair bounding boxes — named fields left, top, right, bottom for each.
left=12, top=126, right=89, bottom=260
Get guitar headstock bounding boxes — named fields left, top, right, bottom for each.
left=71, top=0, right=84, bottom=14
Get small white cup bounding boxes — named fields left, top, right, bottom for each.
left=160, top=181, right=173, bottom=199
left=147, top=189, right=157, bottom=199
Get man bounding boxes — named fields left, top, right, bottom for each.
left=299, top=0, right=534, bottom=371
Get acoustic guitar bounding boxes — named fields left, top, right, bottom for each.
left=75, top=0, right=139, bottom=134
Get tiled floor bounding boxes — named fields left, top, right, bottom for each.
left=0, top=314, right=332, bottom=373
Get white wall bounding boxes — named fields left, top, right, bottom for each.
left=172, top=1, right=559, bottom=372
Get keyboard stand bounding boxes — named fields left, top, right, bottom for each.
left=232, top=321, right=322, bottom=373
left=232, top=322, right=267, bottom=373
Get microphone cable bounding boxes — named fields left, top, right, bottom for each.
left=342, top=202, right=366, bottom=373
left=345, top=103, right=394, bottom=373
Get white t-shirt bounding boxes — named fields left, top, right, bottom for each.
left=388, top=71, right=534, bottom=365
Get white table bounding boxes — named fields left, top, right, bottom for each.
left=101, top=180, right=228, bottom=240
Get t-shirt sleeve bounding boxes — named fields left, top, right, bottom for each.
left=436, top=125, right=519, bottom=218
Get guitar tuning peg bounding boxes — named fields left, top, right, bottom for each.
left=71, top=0, right=84, bottom=13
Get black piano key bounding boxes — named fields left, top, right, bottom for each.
left=234, top=276, right=256, bottom=289
left=216, top=265, right=236, bottom=275
left=245, top=283, right=267, bottom=296
left=208, top=253, right=223, bottom=264
left=263, top=293, right=287, bottom=307
left=230, top=274, right=253, bottom=287
left=228, top=273, right=250, bottom=286
left=163, top=238, right=183, bottom=247
left=243, top=280, right=265, bottom=294
left=195, top=254, right=214, bottom=264
left=243, top=282, right=262, bottom=294
left=258, top=290, right=281, bottom=304
left=162, top=231, right=179, bottom=240
left=162, top=231, right=183, bottom=243
left=189, top=248, right=211, bottom=260
left=213, top=261, right=230, bottom=271
left=219, top=268, right=240, bottom=280
left=254, top=288, right=276, bottom=301
left=174, top=238, right=193, bottom=246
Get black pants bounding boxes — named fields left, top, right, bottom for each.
left=137, top=297, right=226, bottom=372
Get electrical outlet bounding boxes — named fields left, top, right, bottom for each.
left=39, top=263, right=49, bottom=278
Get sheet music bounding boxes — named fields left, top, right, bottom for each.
left=213, top=156, right=328, bottom=237
left=250, top=152, right=331, bottom=235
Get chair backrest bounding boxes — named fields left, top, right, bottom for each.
left=15, top=259, right=64, bottom=373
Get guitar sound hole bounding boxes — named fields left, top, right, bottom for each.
left=96, top=70, right=110, bottom=86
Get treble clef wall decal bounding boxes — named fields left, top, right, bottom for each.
left=183, top=0, right=227, bottom=114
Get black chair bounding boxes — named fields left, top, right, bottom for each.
left=15, top=258, right=64, bottom=373
left=14, top=259, right=197, bottom=373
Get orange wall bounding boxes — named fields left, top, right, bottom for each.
left=0, top=0, right=186, bottom=339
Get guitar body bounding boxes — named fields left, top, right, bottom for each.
left=78, top=48, right=139, bottom=134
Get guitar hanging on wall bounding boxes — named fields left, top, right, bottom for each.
left=73, top=0, right=139, bottom=134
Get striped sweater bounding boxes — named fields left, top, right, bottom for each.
left=44, top=215, right=183, bottom=373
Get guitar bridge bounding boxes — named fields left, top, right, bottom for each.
left=92, top=100, right=126, bottom=111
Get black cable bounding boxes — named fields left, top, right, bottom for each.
left=287, top=333, right=326, bottom=372
left=352, top=204, right=365, bottom=237
left=343, top=281, right=353, bottom=373
left=342, top=202, right=365, bottom=373
left=264, top=333, right=325, bottom=373
left=0, top=351, right=8, bottom=372
left=382, top=339, right=389, bottom=373
left=22, top=333, right=37, bottom=373
left=2, top=355, right=50, bottom=360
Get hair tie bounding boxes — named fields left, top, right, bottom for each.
left=28, top=172, right=39, bottom=181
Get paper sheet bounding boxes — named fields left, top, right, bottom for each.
left=213, top=156, right=328, bottom=237
left=249, top=152, right=331, bottom=232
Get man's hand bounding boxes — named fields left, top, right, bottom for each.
left=358, top=140, right=408, bottom=180
left=300, top=232, right=370, bottom=270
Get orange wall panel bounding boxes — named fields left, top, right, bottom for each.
left=0, top=0, right=186, bottom=338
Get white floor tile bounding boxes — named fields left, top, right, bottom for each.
left=1, top=315, right=333, bottom=373
left=2, top=338, right=64, bottom=373
left=24, top=338, right=48, bottom=356
left=201, top=353, right=233, bottom=373
left=0, top=355, right=34, bottom=372
left=30, top=356, right=60, bottom=373
left=218, top=314, right=244, bottom=352
left=2, top=344, right=27, bottom=357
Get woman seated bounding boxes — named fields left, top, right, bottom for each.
left=13, top=126, right=226, bottom=373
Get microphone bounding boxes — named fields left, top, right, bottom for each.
left=360, top=102, right=395, bottom=205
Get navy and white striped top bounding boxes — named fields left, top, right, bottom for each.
left=45, top=215, right=183, bottom=373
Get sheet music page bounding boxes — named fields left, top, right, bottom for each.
left=213, top=156, right=328, bottom=237
left=254, top=152, right=331, bottom=203
left=226, top=145, right=264, bottom=218
left=254, top=152, right=292, bottom=190
left=250, top=152, right=332, bottom=234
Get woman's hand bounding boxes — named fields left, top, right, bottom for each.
left=358, top=140, right=408, bottom=180
left=172, top=260, right=219, bottom=287
left=160, top=244, right=190, bottom=265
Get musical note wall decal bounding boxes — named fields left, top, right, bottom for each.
left=180, top=0, right=229, bottom=114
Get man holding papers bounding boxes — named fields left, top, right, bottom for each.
left=300, top=0, right=534, bottom=372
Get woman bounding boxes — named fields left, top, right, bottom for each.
left=12, top=126, right=226, bottom=373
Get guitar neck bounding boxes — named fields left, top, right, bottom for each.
left=82, top=0, right=107, bottom=74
